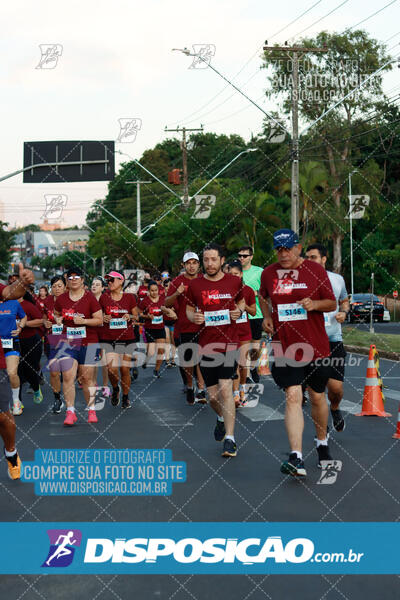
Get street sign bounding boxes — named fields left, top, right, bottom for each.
left=23, top=141, right=115, bottom=183
left=393, top=290, right=398, bottom=298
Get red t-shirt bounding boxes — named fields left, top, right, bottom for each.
left=167, top=273, right=202, bottom=335
left=137, top=285, right=148, bottom=308
left=19, top=300, right=43, bottom=338
left=55, top=291, right=101, bottom=346
left=141, top=296, right=165, bottom=330
left=259, top=259, right=335, bottom=360
left=186, top=273, right=244, bottom=353
left=43, top=295, right=65, bottom=345
left=100, top=293, right=137, bottom=341
left=234, top=284, right=256, bottom=342
left=0, top=285, right=7, bottom=368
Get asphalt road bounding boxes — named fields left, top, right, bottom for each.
left=1, top=351, right=400, bottom=599
left=344, top=322, right=400, bottom=335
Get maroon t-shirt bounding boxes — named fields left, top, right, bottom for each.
left=234, top=284, right=256, bottom=342
left=186, top=273, right=244, bottom=354
left=0, top=285, right=7, bottom=368
left=137, top=285, right=148, bottom=308
left=141, top=296, right=165, bottom=330
left=100, top=293, right=137, bottom=341
left=19, top=300, right=43, bottom=338
left=167, top=273, right=202, bottom=335
left=43, top=295, right=65, bottom=345
left=55, top=291, right=101, bottom=346
left=259, top=259, right=335, bottom=360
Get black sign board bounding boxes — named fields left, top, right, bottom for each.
left=23, top=141, right=115, bottom=183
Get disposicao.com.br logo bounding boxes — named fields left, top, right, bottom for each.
left=83, top=536, right=363, bottom=566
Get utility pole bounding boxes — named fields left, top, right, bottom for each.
left=164, top=125, right=203, bottom=207
left=126, top=180, right=152, bottom=237
left=262, top=44, right=327, bottom=234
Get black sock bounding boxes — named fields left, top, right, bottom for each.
left=54, top=392, right=61, bottom=400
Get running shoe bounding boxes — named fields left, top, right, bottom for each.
left=142, top=362, right=147, bottom=369
left=52, top=397, right=64, bottom=414
left=186, top=387, right=195, bottom=405
left=245, top=377, right=253, bottom=384
left=250, top=368, right=260, bottom=383
left=153, top=369, right=160, bottom=379
left=33, top=388, right=43, bottom=404
left=101, top=386, right=111, bottom=399
left=167, top=361, right=173, bottom=368
left=214, top=419, right=226, bottom=442
left=12, top=400, right=23, bottom=416
left=88, top=409, right=98, bottom=424
left=280, top=453, right=307, bottom=477
left=222, top=439, right=237, bottom=457
left=331, top=409, right=345, bottom=432
left=5, top=451, right=22, bottom=480
left=316, top=444, right=333, bottom=468
left=131, top=367, right=139, bottom=380
left=195, top=390, right=207, bottom=404
left=121, top=395, right=131, bottom=409
left=63, top=410, right=77, bottom=427
left=111, top=386, right=120, bottom=407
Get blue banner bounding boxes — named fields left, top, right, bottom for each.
left=0, top=522, right=398, bottom=574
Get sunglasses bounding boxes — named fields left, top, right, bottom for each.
left=238, top=254, right=251, bottom=258
left=67, top=275, right=81, bottom=280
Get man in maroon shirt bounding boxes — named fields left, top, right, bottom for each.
left=165, top=251, right=205, bottom=405
left=259, top=229, right=336, bottom=477
left=0, top=263, right=35, bottom=479
left=186, top=243, right=245, bottom=458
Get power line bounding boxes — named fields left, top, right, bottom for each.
left=348, top=0, right=399, bottom=30
left=288, top=0, right=350, bottom=40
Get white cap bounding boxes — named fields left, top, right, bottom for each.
left=183, top=251, right=200, bottom=263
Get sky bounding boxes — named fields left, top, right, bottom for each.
left=1, top=0, right=399, bottom=229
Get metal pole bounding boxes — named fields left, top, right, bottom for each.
left=349, top=173, right=354, bottom=297
left=370, top=272, right=374, bottom=334
left=182, top=127, right=189, bottom=207
left=291, top=51, right=299, bottom=234
left=137, top=182, right=141, bottom=237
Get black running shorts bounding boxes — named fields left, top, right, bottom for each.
left=0, top=369, right=12, bottom=413
left=271, top=361, right=330, bottom=393
left=199, top=352, right=238, bottom=388
left=328, top=341, right=346, bottom=382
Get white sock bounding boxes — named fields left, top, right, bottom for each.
left=5, top=448, right=17, bottom=458
left=233, top=390, right=239, bottom=397
left=67, top=406, right=75, bottom=413
left=217, top=415, right=224, bottom=422
left=12, top=388, right=20, bottom=403
left=293, top=451, right=302, bottom=459
left=316, top=438, right=328, bottom=447
left=239, top=384, right=244, bottom=391
left=225, top=435, right=235, bottom=442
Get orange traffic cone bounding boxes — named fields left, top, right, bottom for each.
left=393, top=404, right=400, bottom=439
left=258, top=340, right=271, bottom=376
left=356, top=345, right=391, bottom=417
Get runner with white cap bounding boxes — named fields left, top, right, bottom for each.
left=165, top=251, right=206, bottom=405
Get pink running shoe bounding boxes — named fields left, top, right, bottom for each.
left=88, top=409, right=98, bottom=424
left=63, top=410, right=77, bottom=427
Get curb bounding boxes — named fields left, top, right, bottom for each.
left=344, top=345, right=400, bottom=361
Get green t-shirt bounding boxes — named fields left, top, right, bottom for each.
left=242, top=265, right=263, bottom=319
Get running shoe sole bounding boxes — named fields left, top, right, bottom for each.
left=280, top=461, right=307, bottom=477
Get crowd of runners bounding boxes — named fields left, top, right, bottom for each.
left=0, top=228, right=350, bottom=481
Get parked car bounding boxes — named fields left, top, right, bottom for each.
left=348, top=294, right=385, bottom=323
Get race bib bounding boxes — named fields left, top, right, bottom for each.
left=1, top=338, right=13, bottom=349
left=110, top=318, right=127, bottom=329
left=52, top=324, right=63, bottom=335
left=277, top=303, right=307, bottom=322
left=236, top=311, right=248, bottom=324
left=204, top=309, right=231, bottom=327
left=151, top=315, right=163, bottom=325
left=66, top=326, right=86, bottom=339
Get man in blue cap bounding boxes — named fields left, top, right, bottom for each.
left=259, top=229, right=336, bottom=477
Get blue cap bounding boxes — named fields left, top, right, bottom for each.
left=273, top=228, right=299, bottom=249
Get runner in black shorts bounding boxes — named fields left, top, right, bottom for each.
left=100, top=271, right=138, bottom=409
left=140, top=281, right=168, bottom=377
left=186, top=243, right=245, bottom=458
left=259, top=229, right=336, bottom=477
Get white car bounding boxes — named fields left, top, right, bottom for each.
left=383, top=309, right=390, bottom=322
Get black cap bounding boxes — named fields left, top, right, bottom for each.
left=66, top=266, right=84, bottom=278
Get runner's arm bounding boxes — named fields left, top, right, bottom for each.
left=246, top=300, right=257, bottom=317
left=336, top=297, right=350, bottom=322
left=298, top=298, right=336, bottom=312
left=258, top=292, right=274, bottom=334
left=73, top=309, right=103, bottom=327
left=186, top=304, right=204, bottom=324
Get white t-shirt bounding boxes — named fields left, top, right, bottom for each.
left=325, top=271, right=348, bottom=342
